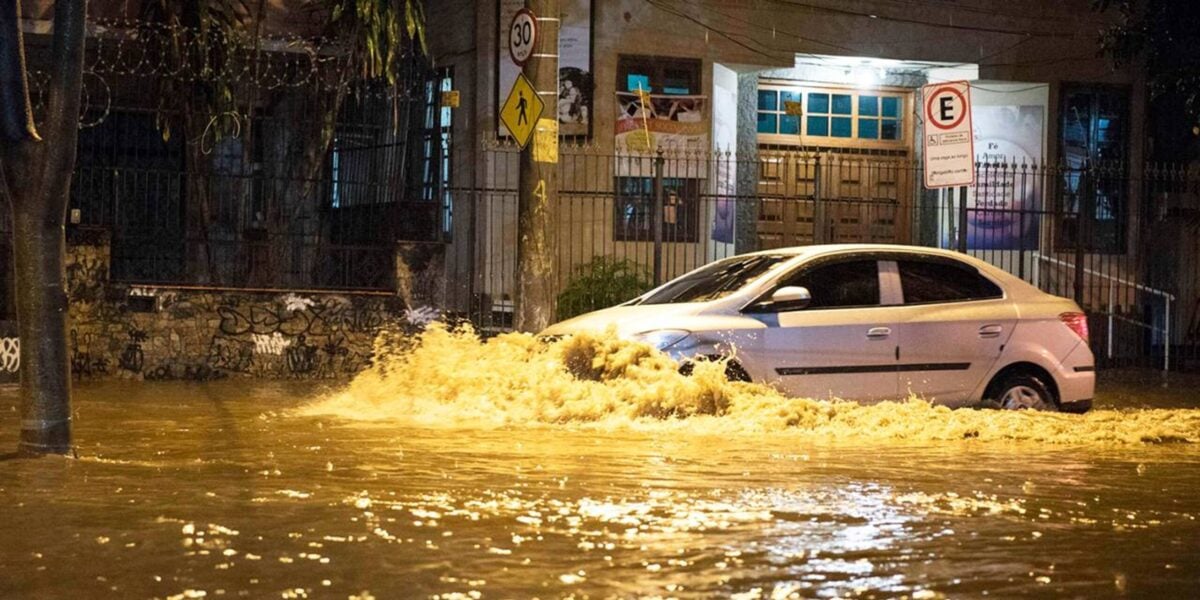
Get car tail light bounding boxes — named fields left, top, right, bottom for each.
left=1059, top=312, right=1089, bottom=343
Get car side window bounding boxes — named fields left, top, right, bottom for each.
left=778, top=259, right=880, bottom=309
left=898, top=259, right=1002, bottom=304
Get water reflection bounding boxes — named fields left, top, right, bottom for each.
left=0, top=327, right=1197, bottom=598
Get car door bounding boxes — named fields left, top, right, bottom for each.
left=744, top=256, right=902, bottom=403
left=891, top=256, right=1018, bottom=406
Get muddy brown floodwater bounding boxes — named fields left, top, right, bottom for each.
left=1, top=327, right=1199, bottom=599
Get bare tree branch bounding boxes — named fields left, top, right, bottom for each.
left=0, top=0, right=40, bottom=142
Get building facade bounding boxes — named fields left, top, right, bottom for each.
left=427, top=0, right=1200, bottom=369
left=5, top=0, right=1197, bottom=376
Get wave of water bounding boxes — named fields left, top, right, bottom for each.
left=301, top=325, right=1200, bottom=445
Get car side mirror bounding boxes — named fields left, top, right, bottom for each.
left=746, top=286, right=811, bottom=313
left=771, top=286, right=811, bottom=311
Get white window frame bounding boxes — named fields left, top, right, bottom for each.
left=756, top=81, right=912, bottom=150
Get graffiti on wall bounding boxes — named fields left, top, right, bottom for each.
left=252, top=332, right=291, bottom=355
left=0, top=337, right=18, bottom=373
left=70, top=329, right=110, bottom=379
left=208, top=336, right=255, bottom=373
left=66, top=256, right=107, bottom=304
left=215, top=297, right=390, bottom=338
left=63, top=239, right=411, bottom=381
left=0, top=321, right=20, bottom=383
left=198, top=294, right=395, bottom=378
left=118, top=327, right=147, bottom=374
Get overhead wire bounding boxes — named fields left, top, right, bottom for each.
left=645, top=0, right=1106, bottom=72
left=869, top=0, right=1109, bottom=28
left=754, top=0, right=1091, bottom=39
left=642, top=0, right=782, bottom=60
left=966, top=83, right=1051, bottom=93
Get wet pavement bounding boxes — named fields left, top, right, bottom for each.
left=0, top=332, right=1198, bottom=599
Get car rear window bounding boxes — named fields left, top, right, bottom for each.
left=899, top=260, right=1003, bottom=304
left=639, top=254, right=790, bottom=304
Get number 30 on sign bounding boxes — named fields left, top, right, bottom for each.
left=509, top=8, right=537, bottom=66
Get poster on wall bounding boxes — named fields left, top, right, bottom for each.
left=498, top=0, right=592, bottom=138
left=614, top=92, right=708, bottom=152
left=710, top=160, right=736, bottom=244
left=709, top=64, right=737, bottom=245
left=614, top=92, right=709, bottom=177
left=968, top=105, right=1044, bottom=250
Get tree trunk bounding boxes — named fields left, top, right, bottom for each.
left=10, top=190, right=73, bottom=454
left=0, top=0, right=87, bottom=455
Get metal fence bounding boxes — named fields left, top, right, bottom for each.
left=61, top=73, right=447, bottom=292
left=456, top=146, right=1200, bottom=371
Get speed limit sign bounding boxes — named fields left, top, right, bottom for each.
left=509, top=8, right=538, bottom=67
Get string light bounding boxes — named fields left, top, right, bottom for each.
left=25, top=17, right=428, bottom=135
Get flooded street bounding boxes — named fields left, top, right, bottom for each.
left=2, top=330, right=1200, bottom=598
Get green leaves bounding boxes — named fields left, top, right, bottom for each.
left=406, top=0, right=427, bottom=56
left=556, top=258, right=653, bottom=321
left=324, top=0, right=427, bottom=84
left=1095, top=0, right=1200, bottom=127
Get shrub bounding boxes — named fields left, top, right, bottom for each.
left=556, top=257, right=652, bottom=321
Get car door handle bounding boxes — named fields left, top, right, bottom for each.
left=979, top=324, right=1004, bottom=338
left=867, top=327, right=891, bottom=339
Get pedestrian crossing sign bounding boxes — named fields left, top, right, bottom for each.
left=500, top=72, right=543, bottom=149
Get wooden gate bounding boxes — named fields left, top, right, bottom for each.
left=756, top=150, right=914, bottom=249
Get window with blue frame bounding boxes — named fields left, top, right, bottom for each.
left=807, top=92, right=853, bottom=138
left=857, top=95, right=902, bottom=140
left=756, top=89, right=802, bottom=135
left=617, top=55, right=701, bottom=96
left=756, top=84, right=906, bottom=143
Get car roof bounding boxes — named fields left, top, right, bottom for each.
left=745, top=244, right=1027, bottom=286
left=745, top=243, right=983, bottom=261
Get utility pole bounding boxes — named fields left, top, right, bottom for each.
left=514, top=0, right=558, bottom=332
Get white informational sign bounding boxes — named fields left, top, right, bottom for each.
left=508, top=8, right=537, bottom=66
left=922, top=81, right=975, bottom=189
left=555, top=0, right=592, bottom=136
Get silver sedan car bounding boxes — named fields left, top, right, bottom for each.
left=542, top=244, right=1095, bottom=412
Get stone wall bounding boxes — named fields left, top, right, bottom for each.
left=57, top=229, right=432, bottom=381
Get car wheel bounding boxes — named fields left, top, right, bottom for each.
left=991, top=373, right=1058, bottom=411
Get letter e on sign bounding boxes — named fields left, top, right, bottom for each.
left=927, top=85, right=967, bottom=131
left=921, top=81, right=974, bottom=189
left=509, top=9, right=538, bottom=67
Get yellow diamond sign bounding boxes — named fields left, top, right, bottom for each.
left=500, top=72, right=544, bottom=149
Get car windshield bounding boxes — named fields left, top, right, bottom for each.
left=638, top=254, right=791, bottom=304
